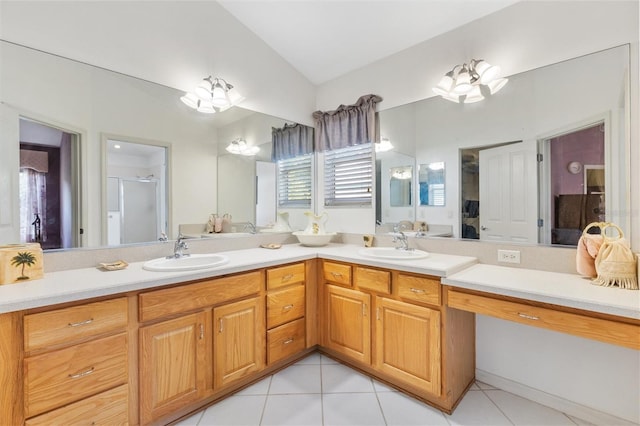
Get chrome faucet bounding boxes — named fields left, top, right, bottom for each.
left=392, top=225, right=412, bottom=251
left=171, top=234, right=189, bottom=258
left=243, top=222, right=257, bottom=234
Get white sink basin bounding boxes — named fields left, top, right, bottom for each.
left=143, top=253, right=229, bottom=272
left=358, top=247, right=429, bottom=260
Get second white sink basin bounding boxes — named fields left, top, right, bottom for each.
left=143, top=253, right=229, bottom=272
left=358, top=247, right=429, bottom=260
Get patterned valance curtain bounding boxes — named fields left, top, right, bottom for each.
left=271, top=123, right=315, bottom=162
left=312, top=94, right=382, bottom=152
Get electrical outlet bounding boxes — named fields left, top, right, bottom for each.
left=498, top=249, right=521, bottom=264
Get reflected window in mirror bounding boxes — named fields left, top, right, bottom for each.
left=419, top=162, right=445, bottom=206
left=389, top=166, right=413, bottom=207
left=277, top=154, right=313, bottom=209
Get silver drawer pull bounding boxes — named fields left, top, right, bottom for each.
left=283, top=338, right=294, bottom=345
left=518, top=313, right=539, bottom=321
left=282, top=304, right=294, bottom=311
left=330, top=272, right=343, bottom=278
left=68, top=318, right=94, bottom=327
left=281, top=274, right=294, bottom=282
left=410, top=288, right=425, bottom=294
left=68, top=367, right=94, bottom=379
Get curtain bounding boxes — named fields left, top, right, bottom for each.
left=312, top=94, right=382, bottom=152
left=271, top=122, right=315, bottom=162
left=19, top=168, right=47, bottom=243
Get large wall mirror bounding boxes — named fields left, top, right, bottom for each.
left=377, top=44, right=630, bottom=246
left=0, top=40, right=307, bottom=249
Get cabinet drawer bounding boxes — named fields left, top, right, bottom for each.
left=24, top=333, right=128, bottom=417
left=267, top=318, right=306, bottom=365
left=24, top=298, right=128, bottom=352
left=447, top=289, right=640, bottom=350
left=355, top=266, right=390, bottom=294
left=396, top=274, right=441, bottom=306
left=323, top=261, right=351, bottom=286
left=139, top=271, right=262, bottom=322
left=267, top=285, right=305, bottom=329
left=25, top=384, right=128, bottom=426
left=267, top=263, right=305, bottom=290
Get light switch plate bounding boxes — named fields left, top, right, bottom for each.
left=498, top=249, right=521, bottom=264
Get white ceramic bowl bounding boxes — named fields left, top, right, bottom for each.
left=292, top=231, right=336, bottom=247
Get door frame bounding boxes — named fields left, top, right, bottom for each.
left=17, top=111, right=86, bottom=248
left=101, top=133, right=172, bottom=246
left=537, top=113, right=610, bottom=245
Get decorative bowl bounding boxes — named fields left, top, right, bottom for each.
left=292, top=231, right=336, bottom=247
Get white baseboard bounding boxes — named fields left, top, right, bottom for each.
left=476, top=369, right=638, bottom=426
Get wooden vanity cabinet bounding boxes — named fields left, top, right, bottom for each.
left=139, top=311, right=209, bottom=425
left=266, top=263, right=307, bottom=365
left=21, top=298, right=130, bottom=425
left=320, top=260, right=474, bottom=413
left=213, top=296, right=265, bottom=387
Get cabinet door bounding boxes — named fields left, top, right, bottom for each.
left=139, top=312, right=208, bottom=425
left=374, top=297, right=441, bottom=396
left=213, top=297, right=265, bottom=388
left=324, top=285, right=371, bottom=364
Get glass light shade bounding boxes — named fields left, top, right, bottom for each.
left=432, top=73, right=454, bottom=96
left=196, top=100, right=216, bottom=114
left=463, top=85, right=484, bottom=103
left=211, top=82, right=230, bottom=108
left=239, top=146, right=260, bottom=156
left=194, top=78, right=213, bottom=100
left=474, top=61, right=501, bottom=84
left=428, top=161, right=445, bottom=171
left=375, top=138, right=394, bottom=152
left=488, top=77, right=509, bottom=94
left=180, top=92, right=199, bottom=109
left=452, top=67, right=473, bottom=95
left=227, top=87, right=245, bottom=105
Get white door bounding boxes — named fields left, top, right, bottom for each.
left=0, top=104, right=20, bottom=243
left=479, top=141, right=538, bottom=243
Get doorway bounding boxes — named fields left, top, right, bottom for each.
left=105, top=138, right=168, bottom=245
left=539, top=121, right=606, bottom=246
left=18, top=118, right=81, bottom=249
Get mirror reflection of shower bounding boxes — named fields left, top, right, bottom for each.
left=106, top=138, right=168, bottom=245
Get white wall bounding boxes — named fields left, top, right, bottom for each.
left=0, top=1, right=316, bottom=127
left=316, top=2, right=639, bottom=422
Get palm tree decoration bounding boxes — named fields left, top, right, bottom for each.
left=11, top=252, right=37, bottom=280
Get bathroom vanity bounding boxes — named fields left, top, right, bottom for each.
left=0, top=244, right=637, bottom=425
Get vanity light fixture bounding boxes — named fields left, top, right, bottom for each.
left=432, top=59, right=508, bottom=103
left=181, top=76, right=244, bottom=114
left=375, top=138, right=394, bottom=152
left=226, top=138, right=259, bottom=156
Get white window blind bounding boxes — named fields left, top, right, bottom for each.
left=324, top=143, right=373, bottom=207
left=277, top=154, right=312, bottom=207
left=429, top=183, right=445, bottom=206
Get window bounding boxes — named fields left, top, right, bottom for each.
left=277, top=154, right=312, bottom=207
left=324, top=143, right=373, bottom=207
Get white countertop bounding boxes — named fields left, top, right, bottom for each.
left=0, top=244, right=476, bottom=314
left=443, top=264, right=640, bottom=320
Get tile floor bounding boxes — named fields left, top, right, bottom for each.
left=175, top=352, right=594, bottom=426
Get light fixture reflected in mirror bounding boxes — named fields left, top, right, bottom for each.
left=432, top=59, right=508, bottom=103
left=375, top=137, right=394, bottom=152
left=391, top=166, right=412, bottom=180
left=226, top=138, right=259, bottom=156
left=181, top=76, right=244, bottom=114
